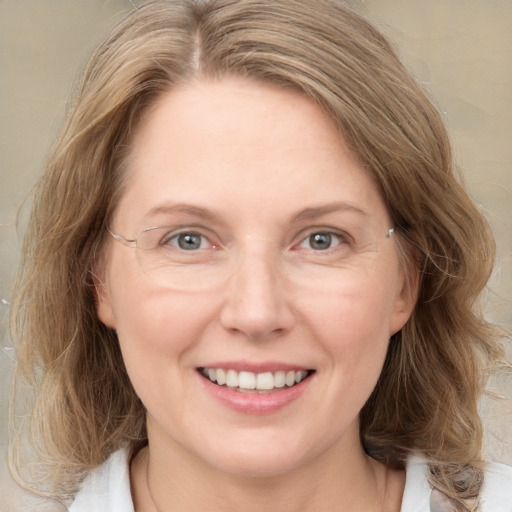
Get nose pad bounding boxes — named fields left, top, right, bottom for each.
left=219, top=253, right=295, bottom=340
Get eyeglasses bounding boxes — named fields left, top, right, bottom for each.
left=107, top=225, right=396, bottom=290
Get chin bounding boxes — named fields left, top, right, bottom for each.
left=210, top=452, right=307, bottom=479
left=193, top=428, right=324, bottom=480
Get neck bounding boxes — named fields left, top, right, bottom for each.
left=130, top=427, right=404, bottom=512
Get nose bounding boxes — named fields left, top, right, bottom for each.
left=219, top=247, right=295, bottom=341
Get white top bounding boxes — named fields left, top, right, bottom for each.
left=69, top=448, right=512, bottom=511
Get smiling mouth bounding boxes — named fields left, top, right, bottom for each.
left=199, top=368, right=315, bottom=394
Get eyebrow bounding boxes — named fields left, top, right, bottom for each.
left=142, top=201, right=369, bottom=225
left=142, top=204, right=225, bottom=224
left=290, top=201, right=369, bottom=223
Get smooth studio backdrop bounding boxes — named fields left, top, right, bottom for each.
left=1, top=1, right=511, bottom=510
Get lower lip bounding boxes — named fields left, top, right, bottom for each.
left=199, top=373, right=312, bottom=415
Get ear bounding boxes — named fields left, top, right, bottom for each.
left=389, top=262, right=419, bottom=336
left=92, top=265, right=117, bottom=329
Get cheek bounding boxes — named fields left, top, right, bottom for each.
left=112, top=287, right=209, bottom=360
left=323, top=293, right=391, bottom=371
left=301, top=272, right=400, bottom=343
left=109, top=288, right=214, bottom=421
left=108, top=272, right=225, bottom=384
left=294, top=281, right=394, bottom=442
left=299, top=274, right=398, bottom=389
left=104, top=248, right=204, bottom=350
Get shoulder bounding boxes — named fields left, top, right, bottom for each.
left=402, top=455, right=512, bottom=512
left=479, top=460, right=512, bottom=511
left=401, top=455, right=432, bottom=512
left=68, top=450, right=512, bottom=512
left=68, top=448, right=134, bottom=512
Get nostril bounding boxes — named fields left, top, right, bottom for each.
left=219, top=292, right=295, bottom=341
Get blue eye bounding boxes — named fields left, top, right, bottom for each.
left=300, top=232, right=342, bottom=251
left=168, top=232, right=209, bottom=251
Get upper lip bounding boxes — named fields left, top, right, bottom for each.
left=197, top=360, right=312, bottom=373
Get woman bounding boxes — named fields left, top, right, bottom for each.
left=9, top=0, right=511, bottom=510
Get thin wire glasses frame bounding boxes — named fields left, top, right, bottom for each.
left=106, top=226, right=396, bottom=249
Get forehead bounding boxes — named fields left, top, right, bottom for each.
left=132, top=77, right=345, bottom=162
left=115, top=77, right=389, bottom=229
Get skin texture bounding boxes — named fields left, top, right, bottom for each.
left=96, top=78, right=415, bottom=511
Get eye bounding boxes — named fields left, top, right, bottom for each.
left=298, top=231, right=344, bottom=251
left=166, top=231, right=210, bottom=251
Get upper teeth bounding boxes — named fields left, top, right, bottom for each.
left=202, top=368, right=309, bottom=391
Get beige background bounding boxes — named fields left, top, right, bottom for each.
left=1, top=1, right=511, bottom=509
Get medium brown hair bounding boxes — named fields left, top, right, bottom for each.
left=10, top=1, right=506, bottom=508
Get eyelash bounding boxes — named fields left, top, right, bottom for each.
left=161, top=228, right=351, bottom=253
left=162, top=231, right=213, bottom=251
left=296, top=231, right=347, bottom=252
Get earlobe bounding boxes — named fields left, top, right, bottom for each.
left=389, top=265, right=419, bottom=336
left=92, top=268, right=117, bottom=329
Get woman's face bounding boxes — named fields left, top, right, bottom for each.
left=97, top=78, right=415, bottom=477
